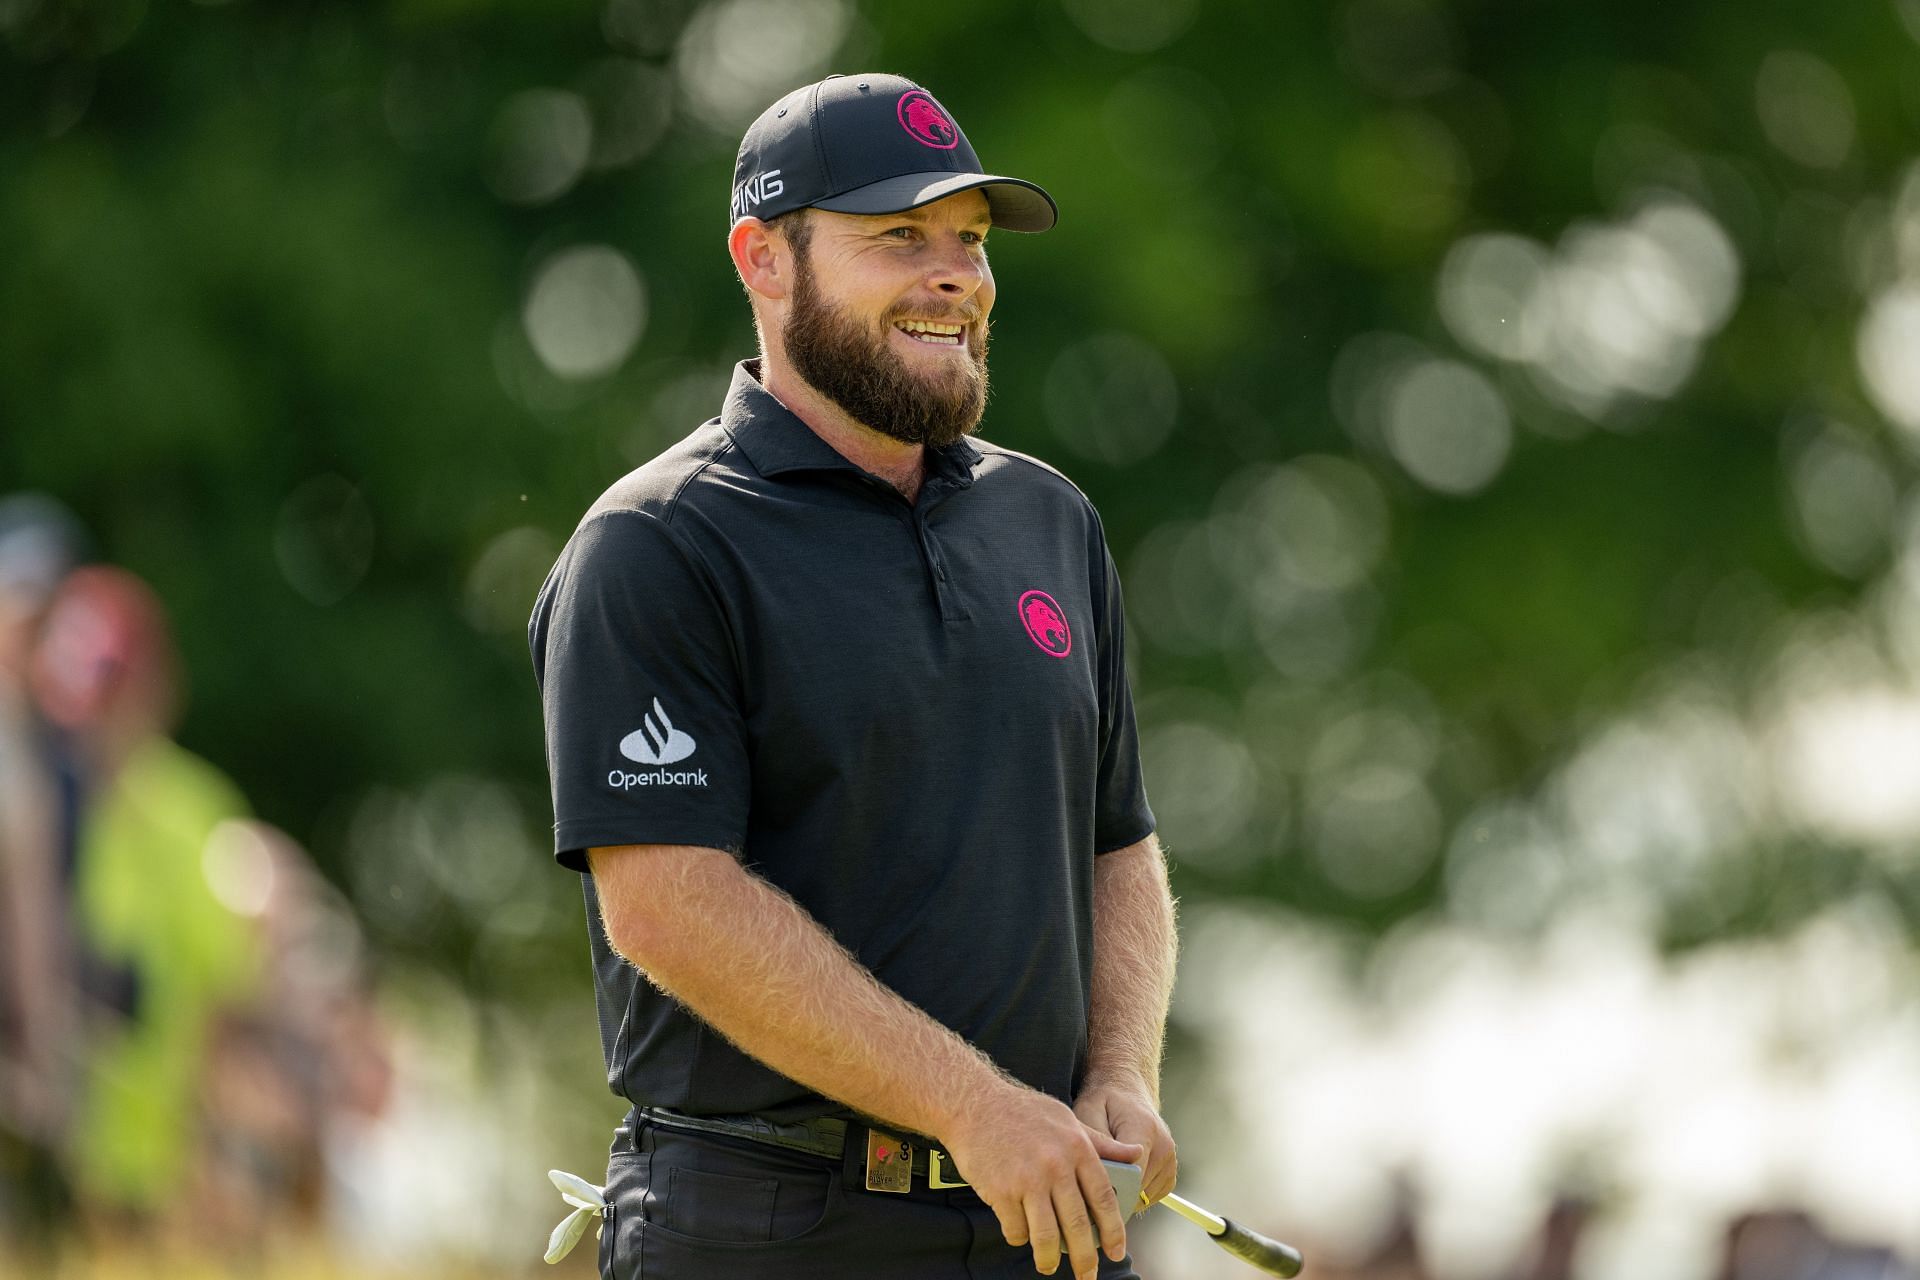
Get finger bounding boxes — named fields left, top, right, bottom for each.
left=1090, top=1133, right=1144, bottom=1166
left=989, top=1194, right=1030, bottom=1249
left=1142, top=1131, right=1178, bottom=1204
left=1024, top=1192, right=1063, bottom=1276
left=1106, top=1111, right=1171, bottom=1201
left=1078, top=1154, right=1130, bottom=1264
left=1053, top=1178, right=1104, bottom=1280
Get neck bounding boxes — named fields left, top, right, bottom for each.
left=757, top=352, right=926, bottom=501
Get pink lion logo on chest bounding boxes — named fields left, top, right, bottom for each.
left=1017, top=590, right=1072, bottom=658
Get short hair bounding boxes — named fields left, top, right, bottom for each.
left=764, top=206, right=813, bottom=259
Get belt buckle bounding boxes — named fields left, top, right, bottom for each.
left=863, top=1127, right=913, bottom=1194
left=927, top=1148, right=968, bottom=1189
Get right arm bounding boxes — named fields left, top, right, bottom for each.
left=589, top=842, right=1141, bottom=1280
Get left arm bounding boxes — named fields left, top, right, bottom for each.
left=1077, top=832, right=1180, bottom=1205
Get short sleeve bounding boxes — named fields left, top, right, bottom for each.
left=529, top=510, right=751, bottom=872
left=1090, top=527, right=1155, bottom=853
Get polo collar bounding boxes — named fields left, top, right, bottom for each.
left=721, top=360, right=983, bottom=485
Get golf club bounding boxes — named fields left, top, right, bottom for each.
left=1152, top=1191, right=1304, bottom=1278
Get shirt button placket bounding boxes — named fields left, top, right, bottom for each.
left=914, top=519, right=961, bottom=621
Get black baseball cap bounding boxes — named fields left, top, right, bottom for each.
left=729, top=73, right=1057, bottom=233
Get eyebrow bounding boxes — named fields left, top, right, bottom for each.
left=872, top=207, right=994, bottom=230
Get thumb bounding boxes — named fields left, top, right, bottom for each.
left=1093, top=1133, right=1146, bottom=1165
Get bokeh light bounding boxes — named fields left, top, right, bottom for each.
left=1439, top=234, right=1552, bottom=362
left=1382, top=358, right=1513, bottom=495
left=581, top=58, right=675, bottom=170
left=1141, top=719, right=1261, bottom=865
left=673, top=0, right=848, bottom=132
left=1858, top=283, right=1920, bottom=437
left=522, top=244, right=648, bottom=380
left=273, top=475, right=375, bottom=606
left=1784, top=423, right=1897, bottom=577
left=465, top=525, right=561, bottom=637
left=1059, top=0, right=1197, bottom=54
left=1043, top=332, right=1180, bottom=466
left=1519, top=197, right=1741, bottom=420
left=1755, top=51, right=1857, bottom=171
left=486, top=89, right=594, bottom=205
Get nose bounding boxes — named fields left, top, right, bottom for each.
left=926, top=235, right=986, bottom=302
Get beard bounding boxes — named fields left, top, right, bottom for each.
left=781, top=253, right=990, bottom=448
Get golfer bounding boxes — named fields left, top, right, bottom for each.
left=530, top=72, right=1177, bottom=1280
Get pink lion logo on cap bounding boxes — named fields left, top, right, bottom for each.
left=1017, top=590, right=1072, bottom=658
left=897, top=90, right=959, bottom=149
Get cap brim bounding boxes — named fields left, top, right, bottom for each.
left=813, top=171, right=1058, bottom=233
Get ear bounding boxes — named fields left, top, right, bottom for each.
left=729, top=218, right=790, bottom=303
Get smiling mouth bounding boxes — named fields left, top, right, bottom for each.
left=893, top=319, right=967, bottom=347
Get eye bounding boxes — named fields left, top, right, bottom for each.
left=884, top=226, right=918, bottom=240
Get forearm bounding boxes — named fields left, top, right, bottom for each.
left=587, top=844, right=1018, bottom=1143
left=1084, top=835, right=1177, bottom=1102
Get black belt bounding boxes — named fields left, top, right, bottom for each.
left=640, top=1106, right=970, bottom=1189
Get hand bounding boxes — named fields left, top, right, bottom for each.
left=945, top=1081, right=1145, bottom=1280
left=1073, top=1076, right=1177, bottom=1210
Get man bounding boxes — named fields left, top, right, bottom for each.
left=530, top=73, right=1178, bottom=1280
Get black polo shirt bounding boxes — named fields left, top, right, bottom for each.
left=529, top=359, right=1155, bottom=1122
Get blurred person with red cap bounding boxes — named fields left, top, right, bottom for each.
left=27, top=564, right=265, bottom=1247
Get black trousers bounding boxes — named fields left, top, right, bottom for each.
left=599, top=1112, right=1141, bottom=1279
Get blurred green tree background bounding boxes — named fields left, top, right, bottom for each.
left=7, top=0, right=1920, bottom=1089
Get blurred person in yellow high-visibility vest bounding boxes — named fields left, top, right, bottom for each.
left=31, top=565, right=260, bottom=1234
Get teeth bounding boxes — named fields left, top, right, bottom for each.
left=896, top=320, right=965, bottom=347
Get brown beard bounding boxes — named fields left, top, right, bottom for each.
left=781, top=247, right=990, bottom=448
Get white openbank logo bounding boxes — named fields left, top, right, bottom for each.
left=620, top=698, right=696, bottom=765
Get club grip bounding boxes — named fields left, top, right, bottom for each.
left=1212, top=1215, right=1304, bottom=1278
